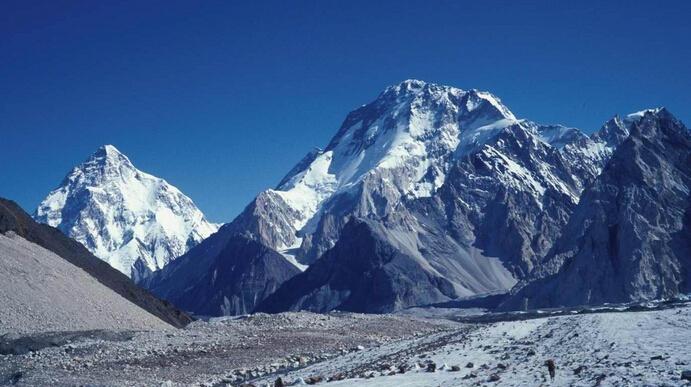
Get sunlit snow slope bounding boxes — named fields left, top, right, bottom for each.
left=35, top=145, right=219, bottom=281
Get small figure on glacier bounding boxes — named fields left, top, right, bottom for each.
left=544, top=359, right=556, bottom=381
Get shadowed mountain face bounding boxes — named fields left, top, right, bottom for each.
left=146, top=232, right=300, bottom=316
left=0, top=197, right=192, bottom=328
left=501, top=110, right=691, bottom=310
left=257, top=219, right=459, bottom=314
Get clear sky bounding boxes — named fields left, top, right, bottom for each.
left=2, top=0, right=690, bottom=222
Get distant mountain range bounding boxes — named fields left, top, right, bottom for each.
left=34, top=145, right=219, bottom=282
left=29, top=80, right=691, bottom=317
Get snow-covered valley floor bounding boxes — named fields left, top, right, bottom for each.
left=1, top=304, right=689, bottom=386
left=254, top=302, right=691, bottom=387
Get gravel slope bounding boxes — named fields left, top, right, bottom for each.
left=0, top=197, right=192, bottom=328
left=0, top=233, right=171, bottom=335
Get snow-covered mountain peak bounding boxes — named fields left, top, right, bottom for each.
left=382, top=78, right=429, bottom=94
left=590, top=108, right=666, bottom=150
left=258, top=81, right=556, bottom=253
left=629, top=108, right=687, bottom=139
left=71, top=144, right=137, bottom=181
left=148, top=82, right=688, bottom=316
left=584, top=115, right=622, bottom=149
left=92, top=144, right=136, bottom=167
left=210, top=81, right=600, bottom=290
left=286, top=82, right=515, bottom=194
left=624, top=107, right=664, bottom=125
left=377, top=80, right=514, bottom=120
left=465, top=89, right=517, bottom=121
left=35, top=145, right=219, bottom=280
left=323, top=80, right=518, bottom=161
left=98, top=143, right=124, bottom=157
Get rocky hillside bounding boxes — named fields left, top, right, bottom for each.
left=0, top=232, right=172, bottom=334
left=501, top=109, right=691, bottom=309
left=0, top=197, right=192, bottom=328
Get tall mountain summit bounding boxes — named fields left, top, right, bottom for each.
left=149, top=79, right=670, bottom=316
left=34, top=145, right=219, bottom=281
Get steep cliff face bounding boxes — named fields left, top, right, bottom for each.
left=501, top=109, right=691, bottom=310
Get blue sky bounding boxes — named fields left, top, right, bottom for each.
left=2, top=0, right=690, bottom=222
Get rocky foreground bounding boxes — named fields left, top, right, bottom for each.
left=1, top=304, right=690, bottom=386
left=0, top=313, right=453, bottom=386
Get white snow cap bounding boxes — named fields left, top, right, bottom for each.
left=625, top=107, right=664, bottom=124
left=271, top=79, right=521, bottom=235
left=35, top=144, right=220, bottom=279
left=101, top=143, right=120, bottom=154
left=95, top=144, right=131, bottom=162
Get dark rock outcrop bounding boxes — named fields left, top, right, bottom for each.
left=148, top=231, right=300, bottom=316
left=256, top=219, right=458, bottom=313
left=501, top=110, right=691, bottom=309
